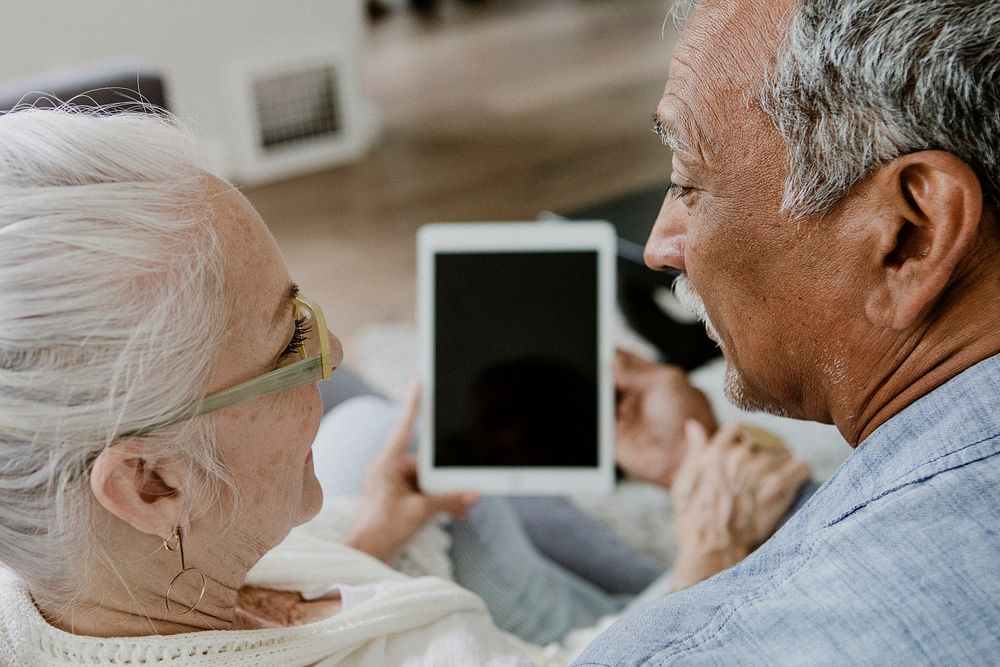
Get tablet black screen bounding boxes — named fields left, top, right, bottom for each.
left=434, top=251, right=599, bottom=467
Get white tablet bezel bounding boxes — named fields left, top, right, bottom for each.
left=417, top=221, right=616, bottom=496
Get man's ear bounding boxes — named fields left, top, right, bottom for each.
left=89, top=440, right=187, bottom=540
left=864, top=150, right=984, bottom=330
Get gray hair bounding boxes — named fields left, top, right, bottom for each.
left=0, top=109, right=229, bottom=603
left=760, top=0, right=1000, bottom=221
left=676, top=0, right=1000, bottom=223
left=670, top=0, right=699, bottom=29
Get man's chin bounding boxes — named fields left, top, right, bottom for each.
left=721, top=361, right=791, bottom=417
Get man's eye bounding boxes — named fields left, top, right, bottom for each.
left=666, top=181, right=696, bottom=200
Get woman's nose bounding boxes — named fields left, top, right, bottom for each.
left=328, top=330, right=344, bottom=369
left=644, top=195, right=687, bottom=273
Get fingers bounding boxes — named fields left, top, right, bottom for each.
left=613, top=348, right=647, bottom=389
left=707, top=421, right=743, bottom=448
left=400, top=454, right=419, bottom=484
left=383, top=382, right=421, bottom=459
left=756, top=456, right=812, bottom=508
left=688, top=387, right=719, bottom=433
left=742, top=425, right=787, bottom=455
left=614, top=347, right=647, bottom=371
left=424, top=491, right=482, bottom=519
left=684, top=418, right=711, bottom=449
left=778, top=457, right=813, bottom=495
left=614, top=349, right=678, bottom=388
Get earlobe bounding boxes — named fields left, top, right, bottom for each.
left=89, top=441, right=185, bottom=540
left=864, top=283, right=896, bottom=329
left=867, top=151, right=983, bottom=330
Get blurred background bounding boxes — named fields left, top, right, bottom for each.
left=0, top=0, right=679, bottom=359
left=0, top=0, right=852, bottom=565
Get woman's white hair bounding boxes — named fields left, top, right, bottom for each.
left=0, top=108, right=229, bottom=603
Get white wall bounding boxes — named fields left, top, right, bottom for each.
left=0, top=1, right=379, bottom=183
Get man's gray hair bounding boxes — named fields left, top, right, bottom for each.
left=760, top=0, right=1000, bottom=219
left=0, top=109, right=230, bottom=605
left=677, top=1, right=1000, bottom=221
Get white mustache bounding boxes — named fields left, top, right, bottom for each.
left=672, top=274, right=721, bottom=343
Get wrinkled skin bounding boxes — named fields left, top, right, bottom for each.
left=635, top=0, right=1000, bottom=589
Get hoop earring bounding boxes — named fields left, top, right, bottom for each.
left=163, top=526, right=207, bottom=616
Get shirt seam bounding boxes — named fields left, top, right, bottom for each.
left=826, top=431, right=1000, bottom=527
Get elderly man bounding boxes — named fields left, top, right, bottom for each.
left=575, top=0, right=1000, bottom=663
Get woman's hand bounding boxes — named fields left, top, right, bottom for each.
left=670, top=421, right=811, bottom=591
left=614, top=349, right=718, bottom=489
left=343, top=387, right=480, bottom=563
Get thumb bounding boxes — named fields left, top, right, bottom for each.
left=424, top=492, right=481, bottom=519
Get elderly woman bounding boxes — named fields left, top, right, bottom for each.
left=0, top=109, right=810, bottom=665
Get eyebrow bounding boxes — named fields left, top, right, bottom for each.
left=272, top=283, right=300, bottom=330
left=651, top=111, right=700, bottom=162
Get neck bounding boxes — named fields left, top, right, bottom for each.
left=830, top=269, right=1000, bottom=446
left=35, top=520, right=260, bottom=637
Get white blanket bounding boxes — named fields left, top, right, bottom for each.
left=0, top=519, right=537, bottom=666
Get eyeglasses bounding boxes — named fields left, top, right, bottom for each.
left=131, top=295, right=334, bottom=436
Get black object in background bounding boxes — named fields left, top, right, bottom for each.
left=434, top=251, right=599, bottom=468
left=0, top=68, right=169, bottom=116
left=566, top=187, right=721, bottom=371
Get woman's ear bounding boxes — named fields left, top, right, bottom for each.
left=864, top=150, right=984, bottom=330
left=89, top=440, right=187, bottom=540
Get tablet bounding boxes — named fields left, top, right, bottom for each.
left=417, top=222, right=616, bottom=495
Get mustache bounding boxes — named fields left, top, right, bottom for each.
left=672, top=274, right=721, bottom=343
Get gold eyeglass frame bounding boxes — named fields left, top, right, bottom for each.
left=130, top=295, right=334, bottom=436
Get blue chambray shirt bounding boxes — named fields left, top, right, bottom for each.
left=574, top=353, right=1000, bottom=666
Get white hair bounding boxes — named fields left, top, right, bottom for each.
left=674, top=0, right=1000, bottom=224
left=669, top=0, right=699, bottom=30
left=0, top=108, right=229, bottom=604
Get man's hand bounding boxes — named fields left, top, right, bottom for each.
left=614, top=349, right=717, bottom=489
left=343, top=387, right=480, bottom=563
left=670, top=421, right=812, bottom=591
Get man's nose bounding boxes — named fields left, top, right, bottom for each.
left=643, top=195, right=687, bottom=272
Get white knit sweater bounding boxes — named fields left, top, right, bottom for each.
left=0, top=509, right=538, bottom=667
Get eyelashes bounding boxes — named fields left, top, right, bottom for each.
left=666, top=181, right=695, bottom=199
left=281, top=315, right=312, bottom=358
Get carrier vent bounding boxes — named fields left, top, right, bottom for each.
left=252, top=64, right=343, bottom=151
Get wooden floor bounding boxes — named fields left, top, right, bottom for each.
left=244, top=0, right=678, bottom=351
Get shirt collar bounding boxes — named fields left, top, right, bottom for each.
left=793, top=352, right=1000, bottom=531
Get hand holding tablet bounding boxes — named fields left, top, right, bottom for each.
left=417, top=222, right=616, bottom=495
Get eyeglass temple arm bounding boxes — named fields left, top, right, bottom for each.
left=194, top=356, right=327, bottom=416
left=129, top=357, right=327, bottom=436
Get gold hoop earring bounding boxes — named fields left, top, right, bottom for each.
left=163, top=526, right=206, bottom=616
